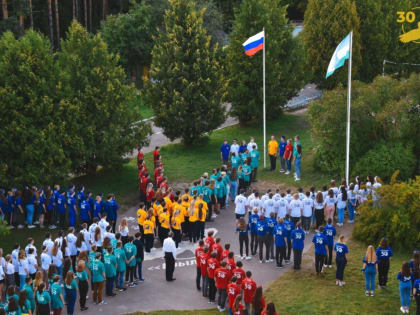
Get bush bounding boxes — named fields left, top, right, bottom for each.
left=353, top=142, right=416, bottom=182
left=353, top=175, right=420, bottom=250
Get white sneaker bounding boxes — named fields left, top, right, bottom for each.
left=33, top=221, right=40, bottom=225
left=260, top=260, right=263, bottom=264
left=336, top=280, right=339, bottom=285
left=340, top=281, right=346, bottom=285
left=285, top=171, right=290, bottom=175
left=246, top=256, right=251, bottom=260
left=294, top=172, right=296, bottom=176
left=241, top=256, right=246, bottom=260
left=323, top=264, right=328, bottom=268
left=17, top=224, right=24, bottom=229
left=295, top=178, right=301, bottom=181
left=400, top=306, right=405, bottom=313
left=219, top=308, right=225, bottom=312
left=28, top=225, right=35, bottom=229
left=217, top=306, right=221, bottom=311
left=280, top=169, right=285, bottom=173
left=339, top=281, right=344, bottom=287
left=99, top=301, right=107, bottom=305
left=328, top=265, right=332, bottom=268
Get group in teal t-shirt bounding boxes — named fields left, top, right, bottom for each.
left=23, top=283, right=35, bottom=311
left=124, top=243, right=137, bottom=267
left=250, top=150, right=260, bottom=169
left=91, top=258, right=105, bottom=283
left=114, top=248, right=127, bottom=272
left=104, top=253, right=117, bottom=278
left=36, top=290, right=51, bottom=305
left=65, top=279, right=78, bottom=291
left=76, top=269, right=88, bottom=282
left=51, top=282, right=63, bottom=310
left=242, top=164, right=252, bottom=182
left=4, top=305, right=22, bottom=315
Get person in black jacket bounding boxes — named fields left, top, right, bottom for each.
left=133, top=232, right=145, bottom=282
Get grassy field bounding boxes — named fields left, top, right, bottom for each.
left=129, top=237, right=414, bottom=315
left=130, top=94, right=154, bottom=119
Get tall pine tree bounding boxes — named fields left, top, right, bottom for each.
left=226, top=0, right=305, bottom=125
left=144, top=0, right=226, bottom=145
left=303, top=0, right=361, bottom=89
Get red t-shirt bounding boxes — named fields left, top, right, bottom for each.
left=215, top=267, right=229, bottom=290
left=199, top=253, right=209, bottom=276
left=212, top=243, right=223, bottom=261
left=156, top=175, right=163, bottom=186
left=160, top=182, right=168, bottom=191
left=195, top=246, right=204, bottom=267
left=284, top=144, right=293, bottom=159
left=254, top=297, right=266, bottom=313
left=153, top=150, right=159, bottom=161
left=146, top=190, right=155, bottom=202
left=141, top=176, right=148, bottom=193
left=232, top=304, right=245, bottom=315
left=241, top=278, right=257, bottom=304
left=207, top=258, right=219, bottom=279
left=204, top=236, right=215, bottom=250
left=226, top=258, right=236, bottom=278
left=221, top=249, right=230, bottom=261
left=232, top=267, right=245, bottom=285
left=227, top=283, right=241, bottom=309
left=154, top=168, right=160, bottom=179
left=137, top=151, right=144, bottom=161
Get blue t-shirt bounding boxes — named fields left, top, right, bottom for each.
left=106, top=200, right=119, bottom=221
left=323, top=224, right=336, bottom=246
left=291, top=228, right=305, bottom=250
left=376, top=247, right=393, bottom=261
left=283, top=219, right=294, bottom=238
left=80, top=200, right=91, bottom=221
left=249, top=214, right=259, bottom=234
left=266, top=218, right=276, bottom=235
left=236, top=224, right=250, bottom=235
left=239, top=145, right=247, bottom=154
left=67, top=196, right=76, bottom=214
left=334, top=242, right=348, bottom=257
left=57, top=194, right=66, bottom=213
left=362, top=256, right=378, bottom=267
left=279, top=141, right=287, bottom=156
left=256, top=220, right=267, bottom=236
left=397, top=272, right=413, bottom=283
left=220, top=144, right=231, bottom=159
left=414, top=279, right=420, bottom=296
left=274, top=224, right=286, bottom=247
left=312, top=233, right=327, bottom=255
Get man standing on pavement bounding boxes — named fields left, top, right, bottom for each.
left=163, top=232, right=177, bottom=281
left=268, top=136, right=279, bottom=171
left=279, top=136, right=287, bottom=173
left=220, top=140, right=231, bottom=166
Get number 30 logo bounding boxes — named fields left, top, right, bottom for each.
left=397, top=8, right=420, bottom=44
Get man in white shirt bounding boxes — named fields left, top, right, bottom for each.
left=289, top=194, right=303, bottom=226
left=234, top=190, right=248, bottom=219
left=40, top=246, right=52, bottom=280
left=276, top=193, right=288, bottom=218
left=263, top=194, right=275, bottom=218
left=302, top=193, right=314, bottom=233
left=162, top=232, right=177, bottom=281
left=230, top=139, right=239, bottom=156
left=249, top=192, right=262, bottom=215
left=66, top=228, right=78, bottom=266
left=99, top=215, right=109, bottom=234
left=27, top=248, right=38, bottom=277
left=247, top=137, right=258, bottom=153
left=80, top=223, right=91, bottom=250
left=42, top=233, right=54, bottom=256
left=89, top=218, right=99, bottom=244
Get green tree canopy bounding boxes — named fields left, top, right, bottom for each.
left=303, top=0, right=361, bottom=89
left=144, top=0, right=226, bottom=145
left=226, top=0, right=305, bottom=125
left=59, top=21, right=151, bottom=173
left=0, top=30, right=72, bottom=187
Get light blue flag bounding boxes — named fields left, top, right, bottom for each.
left=326, top=33, right=351, bottom=78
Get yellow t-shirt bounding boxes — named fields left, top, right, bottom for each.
left=159, top=212, right=170, bottom=229
left=194, top=199, right=208, bottom=213
left=171, top=216, right=182, bottom=230
left=143, top=219, right=155, bottom=234
left=181, top=193, right=192, bottom=202
left=173, top=204, right=185, bottom=223
left=153, top=203, right=163, bottom=217
left=181, top=201, right=190, bottom=217
left=268, top=140, right=279, bottom=155
left=136, top=208, right=147, bottom=226
left=164, top=197, right=173, bottom=215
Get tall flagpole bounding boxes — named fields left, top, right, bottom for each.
left=345, top=31, right=353, bottom=184
left=263, top=27, right=266, bottom=169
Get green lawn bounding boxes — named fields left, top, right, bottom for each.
left=129, top=238, right=413, bottom=315
left=131, top=94, right=154, bottom=119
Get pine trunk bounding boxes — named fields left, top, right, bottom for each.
left=54, top=0, right=60, bottom=49
left=83, top=0, right=87, bottom=28
left=102, top=0, right=107, bottom=20
left=29, top=0, right=33, bottom=28
left=72, top=0, right=76, bottom=19
left=88, top=0, right=92, bottom=32
left=47, top=0, right=54, bottom=48
left=19, top=15, right=23, bottom=29
left=1, top=0, right=8, bottom=19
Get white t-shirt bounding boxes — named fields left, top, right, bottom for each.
left=11, top=249, right=19, bottom=270
left=337, top=193, right=347, bottom=209
left=76, top=242, right=88, bottom=253
left=99, top=219, right=109, bottom=234
left=104, top=232, right=115, bottom=241
left=41, top=252, right=52, bottom=271
left=285, top=194, right=293, bottom=204
left=273, top=193, right=281, bottom=202
left=81, top=228, right=91, bottom=249
left=230, top=144, right=239, bottom=155
left=67, top=233, right=78, bottom=256
left=372, top=183, right=382, bottom=201
left=249, top=198, right=262, bottom=214
left=0, top=257, right=5, bottom=268
left=89, top=223, right=98, bottom=243
left=93, top=234, right=104, bottom=247
left=314, top=200, right=325, bottom=210
left=263, top=199, right=275, bottom=218
left=261, top=194, right=269, bottom=204
left=298, top=193, right=305, bottom=201
left=332, top=187, right=339, bottom=197
left=119, top=226, right=129, bottom=237
left=25, top=244, right=37, bottom=257
left=289, top=200, right=303, bottom=218
left=276, top=198, right=288, bottom=218
left=18, top=259, right=28, bottom=276
left=325, top=196, right=337, bottom=207
left=52, top=250, right=63, bottom=267
left=27, top=254, right=37, bottom=274
left=0, top=265, right=4, bottom=281
left=43, top=239, right=54, bottom=256
left=247, top=193, right=255, bottom=203
left=247, top=141, right=258, bottom=152
left=5, top=262, right=14, bottom=275
left=234, top=195, right=248, bottom=215
left=302, top=197, right=314, bottom=217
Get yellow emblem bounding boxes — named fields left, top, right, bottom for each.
left=397, top=8, right=420, bottom=44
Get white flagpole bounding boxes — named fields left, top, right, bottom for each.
left=263, top=27, right=266, bottom=169
left=345, top=31, right=353, bottom=184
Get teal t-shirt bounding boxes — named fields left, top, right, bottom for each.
left=4, top=305, right=22, bottom=315
left=88, top=251, right=96, bottom=270
left=250, top=150, right=260, bottom=168
left=64, top=279, right=78, bottom=291
left=36, top=291, right=51, bottom=305
left=76, top=269, right=88, bottom=282
left=240, top=153, right=249, bottom=164
left=202, top=186, right=212, bottom=203
left=23, top=284, right=35, bottom=311
left=91, top=259, right=105, bottom=283
left=215, top=182, right=224, bottom=198
left=124, top=243, right=137, bottom=267
left=20, top=300, right=31, bottom=314
left=231, top=156, right=240, bottom=169
left=51, top=282, right=63, bottom=310
left=104, top=253, right=117, bottom=278
left=6, top=294, right=19, bottom=304
left=111, top=239, right=117, bottom=249
left=242, top=165, right=252, bottom=182
left=293, top=141, right=301, bottom=158
left=114, top=248, right=126, bottom=272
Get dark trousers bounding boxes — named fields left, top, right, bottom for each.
left=291, top=216, right=300, bottom=227
left=159, top=227, right=169, bottom=244
left=196, top=267, right=201, bottom=290
left=199, top=221, right=205, bottom=240
left=217, top=288, right=227, bottom=308
left=208, top=278, right=216, bottom=302
left=378, top=259, right=390, bottom=286
left=250, top=233, right=257, bottom=255
left=202, top=275, right=209, bottom=297
left=59, top=212, right=66, bottom=228
left=315, top=254, right=325, bottom=273
left=125, top=265, right=135, bottom=283
left=193, top=222, right=200, bottom=242
left=251, top=168, right=258, bottom=181
left=269, top=154, right=276, bottom=170
left=315, top=209, right=324, bottom=229
left=275, top=246, right=286, bottom=266
left=239, top=233, right=249, bottom=257
left=79, top=280, right=88, bottom=309
left=173, top=229, right=181, bottom=248
left=105, top=276, right=114, bottom=296
left=257, top=235, right=269, bottom=261
left=302, top=216, right=311, bottom=231
left=293, top=248, right=302, bottom=269
left=135, top=261, right=143, bottom=280
left=326, top=245, right=333, bottom=266
left=286, top=238, right=292, bottom=260
left=415, top=295, right=420, bottom=315
left=144, top=234, right=154, bottom=252
left=335, top=256, right=347, bottom=280
left=165, top=252, right=175, bottom=281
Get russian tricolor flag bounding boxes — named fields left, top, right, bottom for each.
left=242, top=31, right=264, bottom=56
